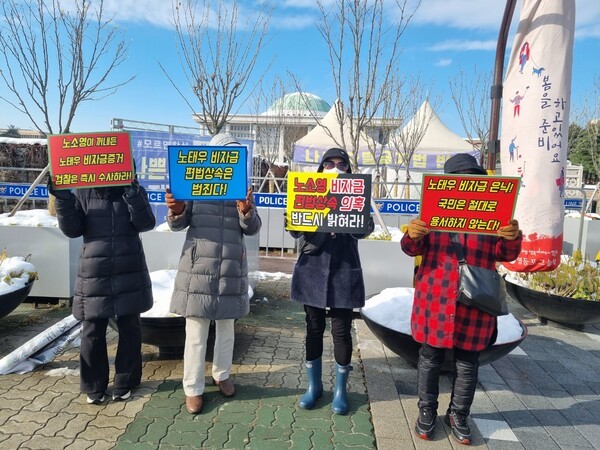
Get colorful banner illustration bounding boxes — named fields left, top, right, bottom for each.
left=48, top=131, right=134, bottom=189
left=419, top=174, right=520, bottom=235
left=286, top=172, right=372, bottom=233
left=167, top=145, right=248, bottom=201
left=500, top=1, right=575, bottom=271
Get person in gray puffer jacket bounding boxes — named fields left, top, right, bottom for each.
left=165, top=132, right=261, bottom=415
left=50, top=177, right=155, bottom=406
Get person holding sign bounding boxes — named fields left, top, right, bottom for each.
left=49, top=175, right=155, bottom=406
left=401, top=153, right=522, bottom=444
left=288, top=147, right=374, bottom=416
left=165, top=133, right=261, bottom=415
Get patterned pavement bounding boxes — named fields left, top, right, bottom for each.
left=1, top=263, right=600, bottom=449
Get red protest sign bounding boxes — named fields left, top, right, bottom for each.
left=48, top=132, right=134, bottom=189
left=420, top=174, right=520, bottom=235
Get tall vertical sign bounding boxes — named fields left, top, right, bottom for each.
left=500, top=0, right=576, bottom=271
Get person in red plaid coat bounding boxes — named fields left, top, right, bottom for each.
left=401, top=153, right=522, bottom=445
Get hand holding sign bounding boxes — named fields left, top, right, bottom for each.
left=237, top=188, right=254, bottom=215
left=497, top=219, right=522, bottom=241
left=165, top=188, right=185, bottom=215
left=407, top=218, right=430, bottom=242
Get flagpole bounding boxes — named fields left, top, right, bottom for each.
left=487, top=0, right=518, bottom=172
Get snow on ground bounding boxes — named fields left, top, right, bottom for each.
left=0, top=209, right=58, bottom=227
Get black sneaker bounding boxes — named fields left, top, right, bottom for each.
left=445, top=410, right=472, bottom=445
left=112, top=389, right=131, bottom=401
left=415, top=407, right=437, bottom=440
left=86, top=392, right=105, bottom=405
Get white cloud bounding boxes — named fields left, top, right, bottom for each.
left=435, top=58, right=452, bottom=67
left=428, top=40, right=497, bottom=52
left=411, top=0, right=506, bottom=30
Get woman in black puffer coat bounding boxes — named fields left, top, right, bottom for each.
left=289, top=147, right=373, bottom=416
left=51, top=179, right=155, bottom=405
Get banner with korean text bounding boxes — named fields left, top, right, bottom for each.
left=500, top=0, right=575, bottom=271
left=419, top=174, right=520, bottom=235
left=286, top=172, right=371, bottom=234
left=48, top=132, right=134, bottom=189
left=167, top=145, right=248, bottom=201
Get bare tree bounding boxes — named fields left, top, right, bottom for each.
left=385, top=77, right=437, bottom=198
left=166, top=0, right=272, bottom=136
left=448, top=65, right=492, bottom=165
left=0, top=0, right=134, bottom=135
left=313, top=0, right=420, bottom=173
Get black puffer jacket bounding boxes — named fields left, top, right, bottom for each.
left=54, top=185, right=155, bottom=320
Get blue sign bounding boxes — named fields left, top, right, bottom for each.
left=0, top=183, right=48, bottom=199
left=373, top=200, right=420, bottom=215
left=146, top=190, right=165, bottom=204
left=254, top=193, right=287, bottom=208
left=167, top=145, right=248, bottom=201
left=564, top=198, right=583, bottom=209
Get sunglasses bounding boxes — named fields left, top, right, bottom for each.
left=322, top=160, right=349, bottom=171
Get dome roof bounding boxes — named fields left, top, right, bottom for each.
left=264, top=92, right=331, bottom=117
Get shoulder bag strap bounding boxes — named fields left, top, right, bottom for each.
left=449, top=232, right=467, bottom=265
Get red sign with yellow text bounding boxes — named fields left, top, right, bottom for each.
left=420, top=174, right=520, bottom=235
left=48, top=131, right=134, bottom=189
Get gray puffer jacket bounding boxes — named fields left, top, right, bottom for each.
left=54, top=185, right=155, bottom=320
left=168, top=199, right=261, bottom=320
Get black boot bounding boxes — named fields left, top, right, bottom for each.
left=447, top=356, right=479, bottom=445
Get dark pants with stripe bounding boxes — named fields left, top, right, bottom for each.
left=79, top=315, right=142, bottom=394
left=304, top=305, right=353, bottom=366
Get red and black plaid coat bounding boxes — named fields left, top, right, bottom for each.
left=400, top=231, right=522, bottom=351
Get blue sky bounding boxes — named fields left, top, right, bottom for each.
left=1, top=0, right=599, bottom=138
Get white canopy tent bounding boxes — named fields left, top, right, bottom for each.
left=292, top=101, right=380, bottom=170
left=389, top=100, right=478, bottom=172
left=385, top=100, right=480, bottom=198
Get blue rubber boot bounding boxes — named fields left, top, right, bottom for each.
left=298, top=358, right=323, bottom=409
left=332, top=363, right=352, bottom=415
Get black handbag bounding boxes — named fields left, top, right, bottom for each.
left=450, top=233, right=508, bottom=317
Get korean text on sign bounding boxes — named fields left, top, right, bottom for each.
left=48, top=131, right=134, bottom=189
left=419, top=174, right=520, bottom=235
left=167, top=145, right=248, bottom=201
left=286, top=172, right=372, bottom=234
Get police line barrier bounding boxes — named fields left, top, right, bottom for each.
left=0, top=183, right=584, bottom=213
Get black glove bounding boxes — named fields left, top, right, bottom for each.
left=123, top=179, right=140, bottom=199
left=47, top=179, right=72, bottom=200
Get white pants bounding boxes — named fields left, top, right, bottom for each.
left=183, top=317, right=235, bottom=396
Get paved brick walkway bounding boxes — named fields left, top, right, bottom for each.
left=1, top=271, right=600, bottom=449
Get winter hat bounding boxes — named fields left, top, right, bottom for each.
left=317, top=147, right=352, bottom=173
left=209, top=132, right=240, bottom=147
left=444, top=153, right=487, bottom=175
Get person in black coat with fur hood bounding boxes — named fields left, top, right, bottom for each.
left=49, top=177, right=155, bottom=405
left=288, top=147, right=374, bottom=415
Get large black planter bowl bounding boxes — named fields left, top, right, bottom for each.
left=110, top=316, right=215, bottom=359
left=0, top=280, right=35, bottom=319
left=140, top=316, right=187, bottom=358
left=505, top=279, right=600, bottom=327
left=361, top=312, right=527, bottom=373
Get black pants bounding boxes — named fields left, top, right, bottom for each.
left=417, top=343, right=480, bottom=416
left=79, top=315, right=142, bottom=394
left=304, top=305, right=353, bottom=366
